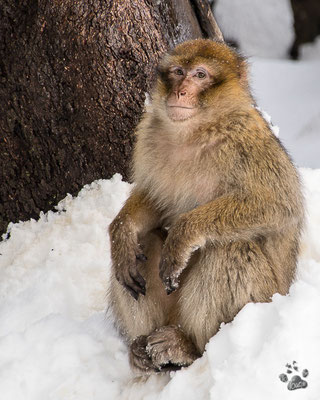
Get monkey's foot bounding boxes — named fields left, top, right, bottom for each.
left=146, top=325, right=200, bottom=371
left=129, top=335, right=156, bottom=374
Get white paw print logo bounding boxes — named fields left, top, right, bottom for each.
left=279, top=361, right=308, bottom=391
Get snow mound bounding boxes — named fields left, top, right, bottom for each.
left=1, top=170, right=320, bottom=400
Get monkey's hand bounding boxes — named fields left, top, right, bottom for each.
left=159, top=218, right=204, bottom=294
left=159, top=250, right=184, bottom=295
left=114, top=250, right=147, bottom=300
left=109, top=218, right=147, bottom=300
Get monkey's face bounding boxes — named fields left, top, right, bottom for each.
left=165, top=65, right=213, bottom=121
left=157, top=39, right=247, bottom=122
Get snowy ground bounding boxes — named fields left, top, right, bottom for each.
left=1, top=170, right=320, bottom=400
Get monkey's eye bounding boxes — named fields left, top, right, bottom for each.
left=195, top=71, right=207, bottom=79
left=174, top=68, right=184, bottom=76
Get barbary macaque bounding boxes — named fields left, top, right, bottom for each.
left=108, top=37, right=304, bottom=374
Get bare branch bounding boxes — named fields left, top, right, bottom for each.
left=191, top=0, right=224, bottom=41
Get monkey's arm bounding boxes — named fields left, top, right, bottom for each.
left=109, top=190, right=160, bottom=299
left=160, top=189, right=300, bottom=293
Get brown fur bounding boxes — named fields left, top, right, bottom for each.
left=108, top=39, right=304, bottom=374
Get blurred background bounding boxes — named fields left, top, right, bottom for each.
left=212, top=0, right=320, bottom=168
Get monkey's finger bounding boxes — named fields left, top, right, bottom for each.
left=164, top=276, right=179, bottom=295
left=131, top=354, right=156, bottom=373
left=155, top=363, right=182, bottom=372
left=129, top=270, right=146, bottom=295
left=146, top=337, right=166, bottom=347
left=159, top=258, right=167, bottom=279
left=131, top=344, right=149, bottom=359
left=124, top=283, right=139, bottom=300
left=130, top=269, right=146, bottom=290
left=124, top=272, right=146, bottom=297
left=128, top=279, right=146, bottom=297
left=115, top=272, right=141, bottom=297
left=131, top=335, right=149, bottom=357
left=166, top=286, right=176, bottom=295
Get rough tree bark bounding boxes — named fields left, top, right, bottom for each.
left=0, top=0, right=221, bottom=236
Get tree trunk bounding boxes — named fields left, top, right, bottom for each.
left=0, top=0, right=220, bottom=236
left=289, top=0, right=320, bottom=59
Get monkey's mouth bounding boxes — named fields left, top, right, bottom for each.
left=166, top=105, right=197, bottom=121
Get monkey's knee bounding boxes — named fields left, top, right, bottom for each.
left=146, top=325, right=200, bottom=371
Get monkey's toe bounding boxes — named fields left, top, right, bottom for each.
left=130, top=335, right=157, bottom=374
left=146, top=325, right=199, bottom=370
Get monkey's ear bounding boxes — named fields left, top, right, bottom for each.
left=157, top=53, right=171, bottom=70
left=156, top=53, right=171, bottom=79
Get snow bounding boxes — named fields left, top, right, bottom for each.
left=1, top=169, right=320, bottom=400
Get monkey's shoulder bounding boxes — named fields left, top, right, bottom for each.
left=210, top=110, right=300, bottom=190
left=215, top=110, right=290, bottom=163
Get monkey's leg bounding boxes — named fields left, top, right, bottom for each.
left=109, top=229, right=178, bottom=372
left=176, top=241, right=280, bottom=353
